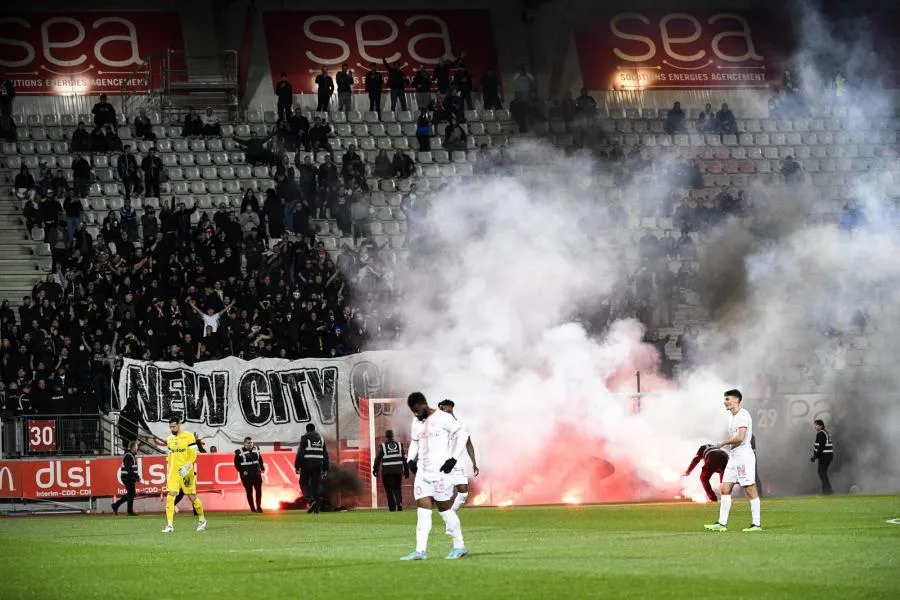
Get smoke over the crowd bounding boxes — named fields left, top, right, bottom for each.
left=379, top=2, right=900, bottom=503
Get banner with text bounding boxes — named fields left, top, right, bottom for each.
left=116, top=352, right=404, bottom=445
left=0, top=12, right=186, bottom=95
left=262, top=10, right=499, bottom=94
left=574, top=11, right=792, bottom=91
left=0, top=453, right=305, bottom=500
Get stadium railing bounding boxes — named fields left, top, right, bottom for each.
left=0, top=413, right=163, bottom=459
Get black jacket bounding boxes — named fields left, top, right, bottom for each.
left=234, top=445, right=265, bottom=476
left=119, top=451, right=140, bottom=482
left=295, top=431, right=329, bottom=471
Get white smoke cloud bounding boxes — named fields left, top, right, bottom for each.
left=377, top=3, right=900, bottom=502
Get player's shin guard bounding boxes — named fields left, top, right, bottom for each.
left=439, top=508, right=465, bottom=549
left=749, top=497, right=761, bottom=527
left=416, top=508, right=432, bottom=553
left=193, top=497, right=205, bottom=520
left=718, top=493, right=733, bottom=526
left=165, top=494, right=175, bottom=526
left=452, top=491, right=468, bottom=512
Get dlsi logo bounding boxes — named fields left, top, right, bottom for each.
left=35, top=461, right=92, bottom=489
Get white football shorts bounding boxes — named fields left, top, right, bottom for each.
left=722, top=451, right=757, bottom=487
left=413, top=471, right=455, bottom=502
left=450, top=466, right=468, bottom=487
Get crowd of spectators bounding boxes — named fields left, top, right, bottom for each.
left=1, top=62, right=818, bottom=421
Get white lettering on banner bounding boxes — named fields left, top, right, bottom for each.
left=0, top=16, right=144, bottom=69
left=0, top=17, right=36, bottom=67
left=0, top=466, right=14, bottom=492
left=405, top=15, right=452, bottom=64
left=93, top=17, right=142, bottom=67
left=303, top=16, right=350, bottom=65
left=302, top=14, right=454, bottom=67
left=35, top=461, right=91, bottom=490
left=133, top=458, right=167, bottom=485
left=660, top=14, right=704, bottom=62
left=611, top=13, right=656, bottom=62
left=609, top=12, right=764, bottom=64
left=355, top=15, right=400, bottom=64
left=118, top=352, right=401, bottom=443
left=709, top=14, right=762, bottom=62
left=42, top=17, right=86, bottom=68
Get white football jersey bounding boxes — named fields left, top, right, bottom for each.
left=727, top=407, right=753, bottom=456
left=410, top=409, right=464, bottom=474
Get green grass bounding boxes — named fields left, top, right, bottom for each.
left=1, top=495, right=899, bottom=599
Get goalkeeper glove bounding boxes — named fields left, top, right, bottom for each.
left=440, top=458, right=457, bottom=474
left=407, top=460, right=417, bottom=474
left=178, top=464, right=192, bottom=478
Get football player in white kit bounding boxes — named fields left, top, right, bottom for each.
left=437, top=399, right=479, bottom=513
left=705, top=389, right=762, bottom=532
left=401, top=392, right=470, bottom=561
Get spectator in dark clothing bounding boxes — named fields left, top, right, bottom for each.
left=412, top=66, right=432, bottom=112
left=697, top=103, right=715, bottom=133
left=365, top=63, right=384, bottom=116
left=134, top=108, right=156, bottom=141
left=782, top=156, right=803, bottom=185
left=71, top=122, right=91, bottom=152
left=201, top=108, right=221, bottom=137
left=415, top=110, right=431, bottom=151
left=666, top=102, right=686, bottom=134
left=117, top=145, right=140, bottom=200
left=716, top=103, right=738, bottom=139
left=72, top=155, right=92, bottom=199
left=64, top=192, right=82, bottom=242
left=335, top=65, right=353, bottom=113
left=453, top=65, right=474, bottom=110
left=275, top=72, right=293, bottom=122
left=480, top=69, right=502, bottom=110
left=384, top=59, right=408, bottom=112
left=443, top=118, right=467, bottom=152
left=308, top=118, right=332, bottom=158
left=182, top=108, right=203, bottom=138
left=141, top=148, right=164, bottom=198
left=89, top=126, right=108, bottom=153
left=315, top=67, right=335, bottom=112
left=510, top=92, right=529, bottom=133
left=14, top=166, right=36, bottom=202
left=0, top=77, right=15, bottom=117
left=105, top=125, right=123, bottom=153
left=92, top=94, right=117, bottom=128
left=0, top=114, right=15, bottom=142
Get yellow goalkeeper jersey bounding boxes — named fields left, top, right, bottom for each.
left=167, top=431, right=198, bottom=473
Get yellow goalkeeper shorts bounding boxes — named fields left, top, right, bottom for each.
left=167, top=470, right=197, bottom=495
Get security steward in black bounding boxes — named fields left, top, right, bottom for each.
left=811, top=419, right=834, bottom=495
left=684, top=443, right=728, bottom=502
left=294, top=423, right=329, bottom=513
left=235, top=436, right=266, bottom=513
left=111, top=440, right=140, bottom=515
left=372, top=429, right=409, bottom=512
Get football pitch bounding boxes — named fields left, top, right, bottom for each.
left=1, top=495, right=898, bottom=599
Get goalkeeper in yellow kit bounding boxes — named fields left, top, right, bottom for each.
left=162, top=417, right=207, bottom=533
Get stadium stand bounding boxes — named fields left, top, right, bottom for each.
left=0, top=2, right=898, bottom=426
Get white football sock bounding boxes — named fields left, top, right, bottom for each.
left=452, top=491, right=469, bottom=512
left=750, top=497, right=761, bottom=527
left=415, top=508, right=432, bottom=553
left=439, top=508, right=465, bottom=549
left=718, top=494, right=733, bottom=526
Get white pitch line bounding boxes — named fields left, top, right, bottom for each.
left=886, top=518, right=900, bottom=525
